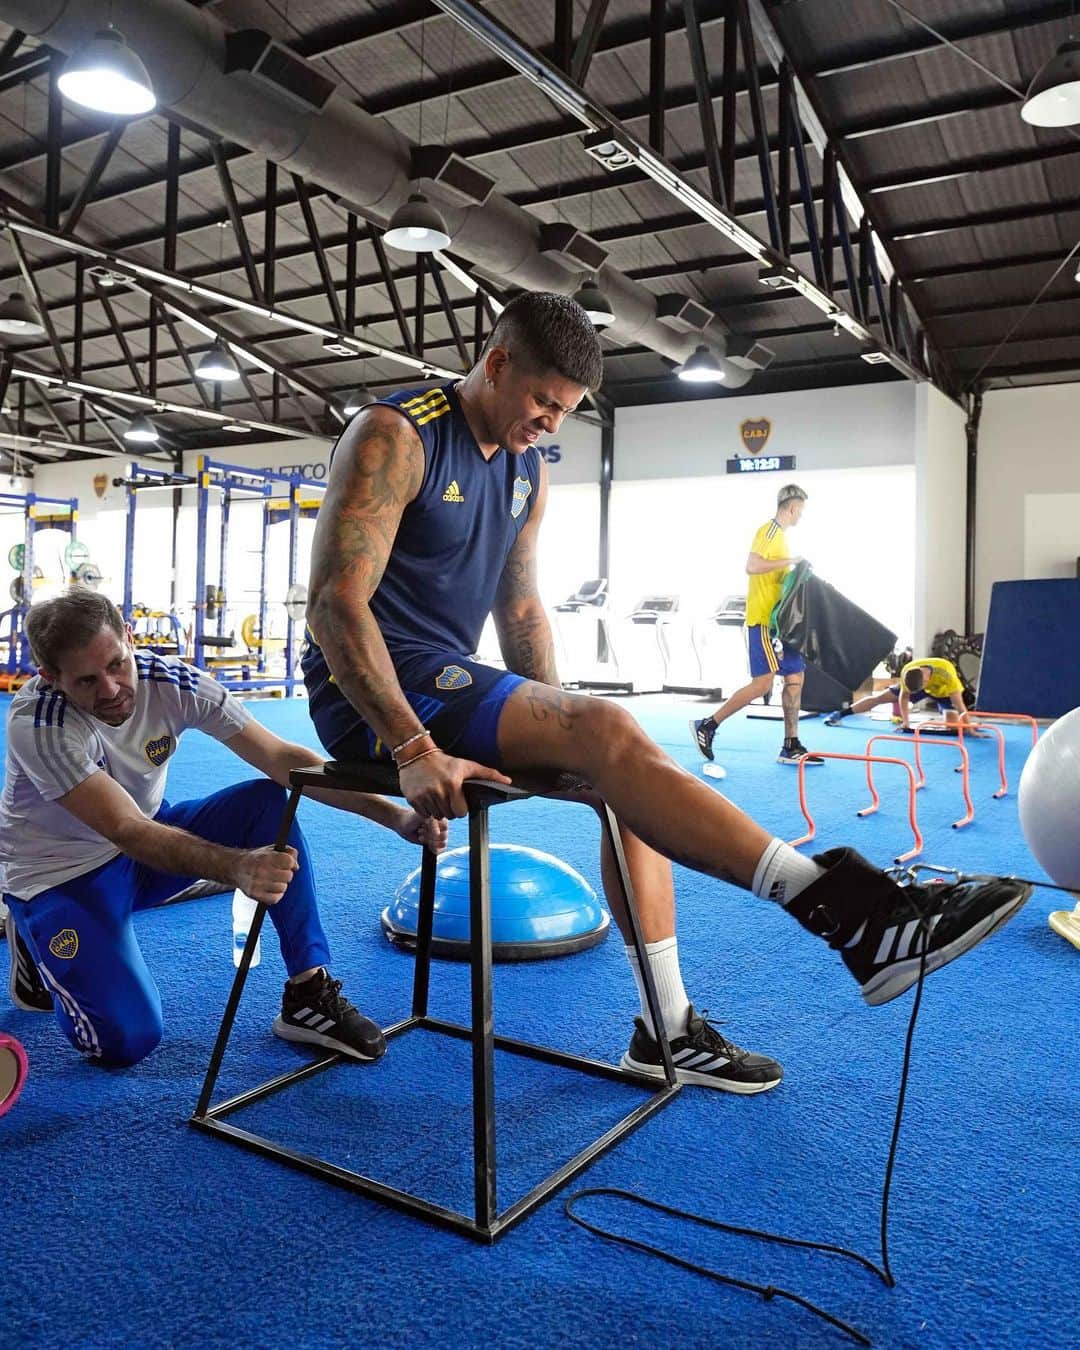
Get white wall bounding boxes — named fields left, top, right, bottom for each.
left=914, top=383, right=967, bottom=652
left=976, top=383, right=1080, bottom=631
left=611, top=383, right=921, bottom=647
left=1024, top=493, right=1080, bottom=581
left=614, top=382, right=917, bottom=480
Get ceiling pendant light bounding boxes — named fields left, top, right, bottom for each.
left=343, top=384, right=374, bottom=415
left=123, top=412, right=159, bottom=444
left=1022, top=38, right=1080, bottom=126
left=195, top=340, right=241, bottom=382
left=0, top=292, right=45, bottom=336
left=677, top=344, right=726, bottom=383
left=383, top=193, right=452, bottom=252
left=572, top=276, right=615, bottom=327
left=57, top=26, right=156, bottom=117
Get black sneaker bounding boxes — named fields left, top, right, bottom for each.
left=620, top=1005, right=783, bottom=1094
left=273, top=969, right=386, bottom=1062
left=823, top=710, right=847, bottom=727
left=787, top=849, right=1033, bottom=1007
left=777, top=739, right=824, bottom=765
left=690, top=716, right=717, bottom=761
left=5, top=909, right=52, bottom=1012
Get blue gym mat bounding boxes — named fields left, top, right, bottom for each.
left=1, top=694, right=1075, bottom=1349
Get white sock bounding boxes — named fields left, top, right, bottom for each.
left=625, top=937, right=691, bottom=1041
left=751, top=838, right=824, bottom=906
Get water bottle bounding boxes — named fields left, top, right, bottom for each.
left=231, top=889, right=262, bottom=968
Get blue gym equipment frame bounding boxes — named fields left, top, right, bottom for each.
left=192, top=457, right=323, bottom=695
left=0, top=491, right=80, bottom=676
left=116, top=462, right=189, bottom=654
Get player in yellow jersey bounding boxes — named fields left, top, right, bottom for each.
left=691, top=484, right=823, bottom=768
left=824, top=655, right=969, bottom=730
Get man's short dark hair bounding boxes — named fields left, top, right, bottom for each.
left=904, top=667, right=927, bottom=693
left=484, top=291, right=604, bottom=391
left=26, top=590, right=125, bottom=673
left=777, top=483, right=807, bottom=508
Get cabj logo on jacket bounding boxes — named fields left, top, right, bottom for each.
left=435, top=665, right=473, bottom=691
left=144, top=734, right=175, bottom=767
left=511, top=477, right=532, bottom=519
left=49, top=929, right=79, bottom=960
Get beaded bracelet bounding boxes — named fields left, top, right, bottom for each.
left=396, top=746, right=439, bottom=770
left=391, top=728, right=430, bottom=759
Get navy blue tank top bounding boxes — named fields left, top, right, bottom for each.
left=302, top=382, right=542, bottom=743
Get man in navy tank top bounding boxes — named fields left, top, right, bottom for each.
left=303, top=292, right=1030, bottom=1093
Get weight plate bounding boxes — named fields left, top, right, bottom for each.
left=285, top=583, right=307, bottom=622
left=63, top=540, right=90, bottom=568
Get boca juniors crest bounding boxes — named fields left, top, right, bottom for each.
left=511, top=477, right=532, bottom=519
left=49, top=929, right=79, bottom=960
left=739, top=418, right=772, bottom=455
left=435, top=665, right=473, bottom=691
left=144, top=734, right=175, bottom=767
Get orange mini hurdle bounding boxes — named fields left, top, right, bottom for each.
left=864, top=733, right=974, bottom=830
left=961, top=710, right=1039, bottom=749
left=917, top=720, right=1008, bottom=798
left=790, top=751, right=923, bottom=863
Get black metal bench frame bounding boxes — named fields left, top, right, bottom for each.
left=190, top=762, right=680, bottom=1243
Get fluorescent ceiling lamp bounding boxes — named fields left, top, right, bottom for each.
left=123, top=413, right=159, bottom=444
left=1021, top=39, right=1080, bottom=127
left=221, top=421, right=249, bottom=434
left=343, top=385, right=374, bottom=415
left=677, top=345, right=726, bottom=383
left=383, top=193, right=452, bottom=252
left=195, top=340, right=241, bottom=382
left=572, top=277, right=615, bottom=327
left=0, top=292, right=45, bottom=335
left=57, top=27, right=156, bottom=117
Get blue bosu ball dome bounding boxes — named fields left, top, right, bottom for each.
left=381, top=843, right=610, bottom=961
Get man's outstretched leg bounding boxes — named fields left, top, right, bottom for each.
left=824, top=688, right=898, bottom=727
left=499, top=683, right=1031, bottom=1007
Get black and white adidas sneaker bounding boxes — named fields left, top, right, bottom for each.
left=786, top=848, right=1032, bottom=1006
left=273, top=969, right=386, bottom=1062
left=5, top=909, right=52, bottom=1013
left=620, top=1005, right=783, bottom=1094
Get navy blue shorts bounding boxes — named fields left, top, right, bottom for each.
left=326, top=649, right=525, bottom=770
left=747, top=624, right=805, bottom=678
left=887, top=684, right=953, bottom=713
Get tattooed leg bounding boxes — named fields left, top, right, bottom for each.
left=495, top=681, right=771, bottom=934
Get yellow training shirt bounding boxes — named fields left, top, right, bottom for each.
left=746, top=519, right=790, bottom=626
left=899, top=657, right=963, bottom=699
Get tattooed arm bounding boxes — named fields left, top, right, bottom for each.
left=307, top=405, right=428, bottom=747
left=308, top=404, right=511, bottom=817
left=492, top=458, right=561, bottom=687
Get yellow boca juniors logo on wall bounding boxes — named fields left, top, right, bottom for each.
left=740, top=418, right=772, bottom=455
left=144, top=734, right=175, bottom=767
